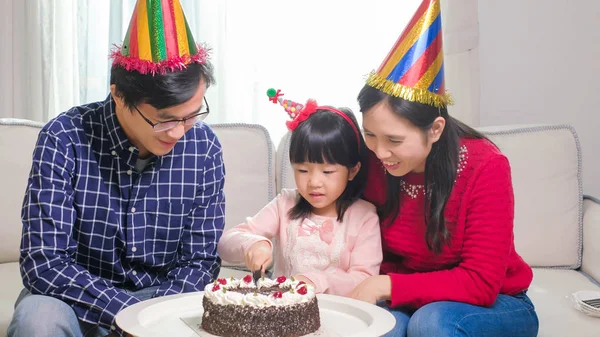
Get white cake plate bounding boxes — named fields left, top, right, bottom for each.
left=116, top=291, right=396, bottom=337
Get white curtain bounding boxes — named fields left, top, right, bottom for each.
left=0, top=1, right=44, bottom=121
left=183, top=0, right=440, bottom=142
left=0, top=0, right=118, bottom=121
left=1, top=0, right=480, bottom=144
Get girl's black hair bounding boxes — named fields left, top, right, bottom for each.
left=357, top=84, right=490, bottom=253
left=110, top=62, right=215, bottom=110
left=287, top=108, right=367, bottom=222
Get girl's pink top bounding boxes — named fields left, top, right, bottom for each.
left=217, top=189, right=383, bottom=296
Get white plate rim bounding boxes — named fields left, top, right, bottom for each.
left=572, top=290, right=600, bottom=315
left=116, top=291, right=396, bottom=336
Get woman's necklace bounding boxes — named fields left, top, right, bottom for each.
left=399, top=145, right=469, bottom=199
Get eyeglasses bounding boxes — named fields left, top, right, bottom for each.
left=134, top=97, right=210, bottom=133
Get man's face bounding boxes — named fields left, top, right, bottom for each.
left=111, top=77, right=207, bottom=158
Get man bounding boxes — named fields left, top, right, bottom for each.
left=7, top=1, right=225, bottom=336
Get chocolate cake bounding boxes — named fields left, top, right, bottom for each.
left=201, top=275, right=320, bottom=337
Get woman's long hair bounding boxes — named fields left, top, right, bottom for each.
left=358, top=85, right=489, bottom=253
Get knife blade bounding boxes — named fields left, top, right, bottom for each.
left=252, top=266, right=262, bottom=285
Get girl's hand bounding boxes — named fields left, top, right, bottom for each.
left=245, top=241, right=273, bottom=274
left=347, top=275, right=392, bottom=304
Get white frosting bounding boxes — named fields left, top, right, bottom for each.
left=204, top=276, right=315, bottom=307
left=243, top=292, right=272, bottom=307
left=222, top=277, right=241, bottom=289
left=238, top=276, right=257, bottom=289
left=205, top=289, right=246, bottom=305
left=278, top=278, right=294, bottom=288
left=257, top=277, right=278, bottom=288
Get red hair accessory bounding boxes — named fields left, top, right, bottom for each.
left=266, top=88, right=360, bottom=143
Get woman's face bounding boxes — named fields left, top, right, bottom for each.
left=361, top=101, right=445, bottom=177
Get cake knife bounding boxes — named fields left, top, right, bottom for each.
left=252, top=266, right=262, bottom=285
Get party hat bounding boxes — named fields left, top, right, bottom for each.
left=366, top=0, right=452, bottom=108
left=266, top=88, right=316, bottom=131
left=266, top=88, right=360, bottom=143
left=110, top=0, right=209, bottom=75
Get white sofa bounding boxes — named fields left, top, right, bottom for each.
left=0, top=119, right=599, bottom=336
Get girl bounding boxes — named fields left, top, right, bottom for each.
left=347, top=1, right=539, bottom=336
left=217, top=88, right=382, bottom=296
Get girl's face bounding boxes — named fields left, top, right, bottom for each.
left=362, top=101, right=445, bottom=177
left=292, top=161, right=360, bottom=217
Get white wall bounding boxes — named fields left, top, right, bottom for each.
left=478, top=0, right=600, bottom=197
left=441, top=0, right=480, bottom=127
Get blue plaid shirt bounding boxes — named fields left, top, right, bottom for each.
left=19, top=95, right=225, bottom=332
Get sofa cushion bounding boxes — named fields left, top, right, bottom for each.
left=210, top=124, right=276, bottom=267
left=582, top=197, right=600, bottom=282
left=276, top=133, right=293, bottom=191
left=529, top=268, right=600, bottom=337
left=0, top=119, right=45, bottom=264
left=481, top=125, right=582, bottom=268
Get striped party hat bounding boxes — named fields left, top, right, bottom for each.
left=110, top=0, right=209, bottom=75
left=366, top=0, right=452, bottom=108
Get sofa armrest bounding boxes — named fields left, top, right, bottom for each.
left=582, top=196, right=600, bottom=283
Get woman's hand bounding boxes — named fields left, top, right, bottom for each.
left=244, top=240, right=273, bottom=274
left=347, top=275, right=392, bottom=304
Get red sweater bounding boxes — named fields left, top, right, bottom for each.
left=364, top=137, right=533, bottom=308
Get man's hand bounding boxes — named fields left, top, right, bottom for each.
left=347, top=275, right=392, bottom=304
left=244, top=241, right=273, bottom=274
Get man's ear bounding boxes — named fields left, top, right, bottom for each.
left=429, top=116, right=446, bottom=143
left=348, top=162, right=361, bottom=181
left=110, top=85, right=125, bottom=110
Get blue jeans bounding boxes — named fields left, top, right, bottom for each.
left=7, top=286, right=160, bottom=337
left=378, top=292, right=539, bottom=337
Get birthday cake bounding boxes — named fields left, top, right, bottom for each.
left=201, top=275, right=320, bottom=337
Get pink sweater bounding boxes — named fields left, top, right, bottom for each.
left=217, top=189, right=382, bottom=296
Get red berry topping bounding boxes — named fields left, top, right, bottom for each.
left=212, top=284, right=221, bottom=292
left=217, top=278, right=227, bottom=285
left=276, top=276, right=287, bottom=283
left=243, top=275, right=252, bottom=283
left=297, top=281, right=306, bottom=287
left=272, top=291, right=283, bottom=298
left=297, top=286, right=308, bottom=295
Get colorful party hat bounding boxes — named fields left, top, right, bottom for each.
left=266, top=88, right=360, bottom=143
left=266, top=88, right=318, bottom=131
left=366, top=0, right=452, bottom=108
left=110, top=0, right=209, bottom=75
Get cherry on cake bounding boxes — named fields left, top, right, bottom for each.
left=201, top=275, right=320, bottom=337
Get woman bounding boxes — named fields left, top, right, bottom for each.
left=347, top=1, right=539, bottom=336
